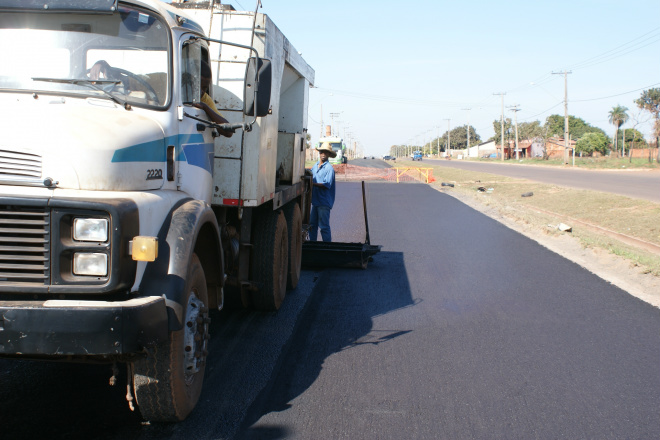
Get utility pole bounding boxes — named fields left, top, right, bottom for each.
left=462, top=108, right=471, bottom=159
left=622, top=127, right=626, bottom=155
left=494, top=93, right=506, bottom=161
left=443, top=119, right=451, bottom=158
left=552, top=71, right=572, bottom=164
left=329, top=112, right=341, bottom=136
left=508, top=105, right=521, bottom=160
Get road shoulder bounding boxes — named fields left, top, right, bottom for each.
left=443, top=187, right=660, bottom=309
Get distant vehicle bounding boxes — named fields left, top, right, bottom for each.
left=412, top=151, right=423, bottom=161
left=383, top=155, right=395, bottom=161
left=317, top=136, right=347, bottom=164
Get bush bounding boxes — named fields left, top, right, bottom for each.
left=576, top=132, right=610, bottom=156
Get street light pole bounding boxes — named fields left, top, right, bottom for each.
left=443, top=119, right=451, bottom=158
left=494, top=93, right=506, bottom=160
left=552, top=71, right=572, bottom=164
left=508, top=105, right=521, bottom=160
left=462, top=108, right=471, bottom=159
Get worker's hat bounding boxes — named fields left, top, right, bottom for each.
left=317, top=142, right=337, bottom=158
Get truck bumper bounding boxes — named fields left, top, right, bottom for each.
left=0, top=296, right=168, bottom=356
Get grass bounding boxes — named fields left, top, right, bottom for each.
left=396, top=159, right=660, bottom=276
left=473, top=155, right=659, bottom=169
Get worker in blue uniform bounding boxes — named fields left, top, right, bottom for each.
left=309, top=142, right=336, bottom=242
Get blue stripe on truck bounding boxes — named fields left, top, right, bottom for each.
left=111, top=134, right=214, bottom=173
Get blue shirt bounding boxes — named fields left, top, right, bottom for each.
left=311, top=160, right=336, bottom=208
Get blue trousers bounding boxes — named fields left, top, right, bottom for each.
left=309, top=205, right=331, bottom=242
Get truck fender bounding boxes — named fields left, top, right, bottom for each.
left=139, top=199, right=224, bottom=331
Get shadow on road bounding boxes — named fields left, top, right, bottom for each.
left=236, top=251, right=415, bottom=439
left=0, top=358, right=144, bottom=439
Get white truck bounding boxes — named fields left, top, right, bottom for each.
left=0, top=0, right=314, bottom=422
left=317, top=136, right=347, bottom=165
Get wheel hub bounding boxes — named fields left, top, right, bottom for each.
left=183, top=291, right=209, bottom=381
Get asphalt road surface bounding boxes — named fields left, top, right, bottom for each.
left=1, top=182, right=658, bottom=439
left=232, top=182, right=660, bottom=439
left=422, top=159, right=660, bottom=203
left=349, top=157, right=395, bottom=169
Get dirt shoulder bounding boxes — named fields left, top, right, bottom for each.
left=437, top=184, right=660, bottom=309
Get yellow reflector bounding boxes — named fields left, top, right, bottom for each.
left=132, top=236, right=158, bottom=262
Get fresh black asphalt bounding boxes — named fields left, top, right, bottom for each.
left=1, top=181, right=658, bottom=439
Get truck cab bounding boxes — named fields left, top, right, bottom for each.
left=0, top=0, right=313, bottom=423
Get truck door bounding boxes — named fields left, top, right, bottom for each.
left=176, top=38, right=216, bottom=202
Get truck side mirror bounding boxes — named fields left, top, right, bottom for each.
left=244, top=57, right=271, bottom=117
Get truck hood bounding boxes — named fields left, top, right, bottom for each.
left=0, top=99, right=167, bottom=191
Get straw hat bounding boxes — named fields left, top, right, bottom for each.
left=317, top=142, right=337, bottom=158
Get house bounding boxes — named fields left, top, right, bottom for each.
left=472, top=140, right=497, bottom=158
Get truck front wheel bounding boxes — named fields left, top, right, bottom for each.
left=132, top=253, right=209, bottom=422
left=251, top=210, right=288, bottom=310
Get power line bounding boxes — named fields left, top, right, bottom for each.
left=566, top=26, right=660, bottom=71
left=572, top=81, right=660, bottom=102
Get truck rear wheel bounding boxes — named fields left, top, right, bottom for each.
left=251, top=210, right=288, bottom=310
left=284, top=202, right=302, bottom=290
left=132, top=254, right=209, bottom=422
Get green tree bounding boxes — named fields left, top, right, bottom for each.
left=618, top=128, right=647, bottom=150
left=518, top=121, right=544, bottom=141
left=544, top=114, right=607, bottom=140
left=433, top=125, right=482, bottom=152
left=635, top=88, right=660, bottom=156
left=490, top=118, right=513, bottom=145
left=608, top=105, right=629, bottom=156
left=575, top=132, right=609, bottom=156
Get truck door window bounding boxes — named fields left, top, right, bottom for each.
left=181, top=42, right=205, bottom=105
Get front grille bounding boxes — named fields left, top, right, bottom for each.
left=0, top=205, right=49, bottom=285
left=0, top=149, right=42, bottom=179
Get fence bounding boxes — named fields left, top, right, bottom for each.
left=332, top=164, right=434, bottom=183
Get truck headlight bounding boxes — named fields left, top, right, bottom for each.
left=73, top=253, right=108, bottom=276
left=73, top=218, right=108, bottom=242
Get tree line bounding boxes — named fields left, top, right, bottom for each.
left=390, top=88, right=660, bottom=159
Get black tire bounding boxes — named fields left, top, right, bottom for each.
left=251, top=210, right=288, bottom=310
left=283, top=203, right=302, bottom=290
left=132, top=254, right=209, bottom=422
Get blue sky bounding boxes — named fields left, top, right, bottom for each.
left=180, top=0, right=660, bottom=156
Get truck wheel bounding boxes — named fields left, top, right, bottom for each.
left=284, top=203, right=302, bottom=290
left=132, top=253, right=209, bottom=422
left=251, top=210, right=288, bottom=310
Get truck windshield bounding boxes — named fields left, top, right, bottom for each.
left=0, top=6, right=170, bottom=108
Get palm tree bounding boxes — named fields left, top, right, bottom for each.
left=608, top=105, right=629, bottom=156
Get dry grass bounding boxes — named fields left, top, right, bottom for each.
left=409, top=161, right=660, bottom=276
left=475, top=156, right=660, bottom=170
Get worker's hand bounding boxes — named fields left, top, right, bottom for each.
left=89, top=60, right=112, bottom=80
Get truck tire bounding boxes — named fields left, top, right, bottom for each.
left=132, top=253, right=209, bottom=422
left=251, top=210, right=288, bottom=310
left=283, top=202, right=302, bottom=290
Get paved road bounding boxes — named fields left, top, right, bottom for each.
left=422, top=159, right=660, bottom=203
left=237, top=182, right=660, bottom=439
left=1, top=182, right=659, bottom=439
left=349, top=157, right=395, bottom=169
